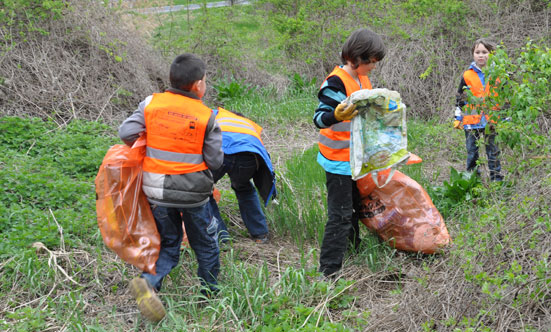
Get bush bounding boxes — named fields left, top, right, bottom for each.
left=486, top=42, right=551, bottom=144
left=0, top=0, right=168, bottom=124
left=478, top=41, right=551, bottom=180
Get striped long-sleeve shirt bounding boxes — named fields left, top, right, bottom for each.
left=313, top=70, right=367, bottom=175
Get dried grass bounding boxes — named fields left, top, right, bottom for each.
left=0, top=0, right=168, bottom=125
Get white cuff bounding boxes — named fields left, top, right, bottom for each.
left=454, top=107, right=462, bottom=117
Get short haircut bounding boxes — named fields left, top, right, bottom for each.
left=472, top=38, right=496, bottom=54
left=341, top=28, right=386, bottom=69
left=169, top=53, right=206, bottom=91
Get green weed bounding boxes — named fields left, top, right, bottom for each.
left=427, top=167, right=482, bottom=219
left=0, top=117, right=116, bottom=256
left=289, top=73, right=318, bottom=94
left=0, top=0, right=66, bottom=41
left=213, top=78, right=256, bottom=104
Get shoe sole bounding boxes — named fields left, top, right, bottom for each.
left=253, top=237, right=268, bottom=244
left=129, top=278, right=166, bottom=322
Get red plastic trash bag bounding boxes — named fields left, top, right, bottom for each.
left=356, top=167, right=451, bottom=254
left=95, top=136, right=160, bottom=274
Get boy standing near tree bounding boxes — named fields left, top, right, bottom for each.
left=454, top=38, right=504, bottom=182
left=118, top=53, right=223, bottom=322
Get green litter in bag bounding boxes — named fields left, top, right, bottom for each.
left=348, top=88, right=410, bottom=182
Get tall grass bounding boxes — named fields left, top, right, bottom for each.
left=267, top=144, right=326, bottom=245
left=211, top=80, right=319, bottom=124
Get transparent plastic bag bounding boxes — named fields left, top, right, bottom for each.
left=356, top=167, right=451, bottom=254
left=95, top=136, right=160, bottom=274
left=349, top=88, right=410, bottom=183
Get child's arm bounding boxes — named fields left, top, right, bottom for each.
left=202, top=113, right=224, bottom=171
left=118, top=96, right=151, bottom=146
left=455, top=77, right=468, bottom=111
left=454, top=77, right=469, bottom=125
left=313, top=77, right=347, bottom=129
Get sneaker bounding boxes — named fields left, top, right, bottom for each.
left=129, top=277, right=166, bottom=322
left=253, top=235, right=269, bottom=244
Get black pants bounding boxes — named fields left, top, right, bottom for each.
left=465, top=128, right=503, bottom=181
left=210, top=152, right=269, bottom=238
left=319, top=171, right=361, bottom=277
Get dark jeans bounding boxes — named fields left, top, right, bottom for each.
left=319, top=171, right=361, bottom=277
left=211, top=152, right=269, bottom=239
left=465, top=128, right=503, bottom=181
left=142, top=204, right=220, bottom=293
left=209, top=197, right=231, bottom=243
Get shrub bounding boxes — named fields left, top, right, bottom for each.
left=0, top=0, right=167, bottom=124
left=474, top=41, right=551, bottom=182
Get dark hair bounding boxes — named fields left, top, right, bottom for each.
left=472, top=38, right=496, bottom=54
left=169, top=53, right=206, bottom=90
left=341, top=28, right=386, bottom=69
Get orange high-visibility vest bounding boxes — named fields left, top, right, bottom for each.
left=215, top=107, right=264, bottom=144
left=143, top=92, right=211, bottom=174
left=462, top=69, right=498, bottom=125
left=319, top=66, right=372, bottom=162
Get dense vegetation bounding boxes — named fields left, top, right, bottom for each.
left=1, top=0, right=550, bottom=331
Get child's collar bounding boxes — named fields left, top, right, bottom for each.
left=166, top=87, right=200, bottom=100
left=469, top=62, right=483, bottom=73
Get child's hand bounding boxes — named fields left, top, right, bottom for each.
left=334, top=103, right=358, bottom=121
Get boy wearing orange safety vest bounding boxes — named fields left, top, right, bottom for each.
left=313, top=28, right=386, bottom=278
left=454, top=39, right=504, bottom=182
left=118, top=53, right=224, bottom=322
left=209, top=107, right=277, bottom=244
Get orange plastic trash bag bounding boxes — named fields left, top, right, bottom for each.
left=212, top=187, right=221, bottom=203
left=356, top=168, right=451, bottom=254
left=95, top=136, right=160, bottom=274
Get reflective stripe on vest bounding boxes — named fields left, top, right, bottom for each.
left=318, top=66, right=372, bottom=162
left=215, top=107, right=263, bottom=143
left=143, top=92, right=211, bottom=174
left=462, top=69, right=496, bottom=126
